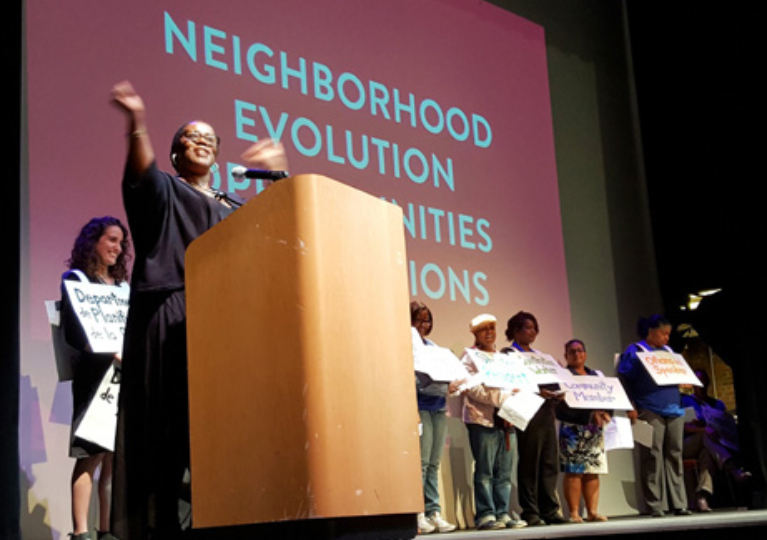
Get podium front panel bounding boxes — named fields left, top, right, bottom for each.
left=186, top=175, right=422, bottom=528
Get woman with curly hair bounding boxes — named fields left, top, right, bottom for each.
left=61, top=216, right=131, bottom=540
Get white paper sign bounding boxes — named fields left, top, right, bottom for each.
left=463, top=348, right=538, bottom=391
left=637, top=351, right=702, bottom=387
left=413, top=342, right=471, bottom=383
left=63, top=281, right=130, bottom=354
left=74, top=361, right=121, bottom=451
left=519, top=351, right=567, bottom=385
left=560, top=375, right=634, bottom=411
left=604, top=416, right=635, bottom=451
left=497, top=391, right=545, bottom=431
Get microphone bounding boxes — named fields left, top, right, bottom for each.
left=231, top=166, right=289, bottom=180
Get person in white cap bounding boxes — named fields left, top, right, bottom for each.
left=460, top=314, right=526, bottom=531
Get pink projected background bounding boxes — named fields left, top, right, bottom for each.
left=23, top=0, right=570, bottom=534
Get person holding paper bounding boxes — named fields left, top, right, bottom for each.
left=501, top=310, right=567, bottom=526
left=61, top=216, right=131, bottom=540
left=109, top=81, right=288, bottom=540
left=556, top=339, right=611, bottom=523
left=461, top=314, right=527, bottom=530
left=411, top=301, right=462, bottom=534
left=617, top=315, right=692, bottom=517
left=682, top=369, right=750, bottom=512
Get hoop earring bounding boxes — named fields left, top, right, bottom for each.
left=211, top=162, right=220, bottom=174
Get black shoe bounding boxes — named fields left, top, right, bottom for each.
left=674, top=508, right=693, bottom=516
left=650, top=510, right=665, bottom=518
left=525, top=515, right=547, bottom=526
left=545, top=514, right=569, bottom=525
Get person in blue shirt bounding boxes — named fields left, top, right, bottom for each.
left=411, top=301, right=461, bottom=534
left=617, top=315, right=692, bottom=517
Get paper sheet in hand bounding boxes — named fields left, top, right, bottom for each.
left=560, top=374, right=634, bottom=410
left=63, top=280, right=130, bottom=354
left=604, top=416, right=634, bottom=451
left=464, top=348, right=538, bottom=391
left=519, top=351, right=567, bottom=385
left=636, top=351, right=702, bottom=387
left=413, top=343, right=470, bottom=383
left=497, top=391, right=545, bottom=431
left=74, top=361, right=121, bottom=451
left=632, top=420, right=654, bottom=448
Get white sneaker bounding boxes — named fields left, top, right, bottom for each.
left=418, top=512, right=436, bottom=534
left=428, top=512, right=457, bottom=533
left=498, top=513, right=528, bottom=529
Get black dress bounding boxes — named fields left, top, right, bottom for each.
left=60, top=270, right=116, bottom=458
left=112, top=162, right=242, bottom=540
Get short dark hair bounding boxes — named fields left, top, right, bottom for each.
left=637, top=314, right=671, bottom=339
left=505, top=310, right=539, bottom=342
left=409, top=301, right=433, bottom=336
left=564, top=339, right=586, bottom=353
left=169, top=121, right=221, bottom=172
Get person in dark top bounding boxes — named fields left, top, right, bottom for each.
left=61, top=216, right=131, bottom=540
left=501, top=311, right=567, bottom=526
left=555, top=339, right=611, bottom=523
left=109, top=80, right=288, bottom=540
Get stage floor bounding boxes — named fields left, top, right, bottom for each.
left=192, top=507, right=767, bottom=539
left=443, top=508, right=767, bottom=540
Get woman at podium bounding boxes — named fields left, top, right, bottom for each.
left=109, top=80, right=288, bottom=540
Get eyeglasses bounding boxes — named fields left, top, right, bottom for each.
left=183, top=130, right=219, bottom=147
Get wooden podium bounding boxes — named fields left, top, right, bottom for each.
left=185, top=175, right=422, bottom=534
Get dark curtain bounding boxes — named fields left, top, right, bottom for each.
left=693, top=284, right=767, bottom=509
left=2, top=1, right=22, bottom=538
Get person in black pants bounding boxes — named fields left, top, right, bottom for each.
left=501, top=311, right=567, bottom=526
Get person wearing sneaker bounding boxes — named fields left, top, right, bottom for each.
left=683, top=369, right=750, bottom=512
left=618, top=315, right=691, bottom=517
left=412, top=302, right=463, bottom=534
left=461, top=314, right=522, bottom=531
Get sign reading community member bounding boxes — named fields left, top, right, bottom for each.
left=559, top=374, right=634, bottom=411
left=636, top=351, right=702, bottom=387
left=463, top=348, right=538, bottom=392
left=62, top=281, right=130, bottom=353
